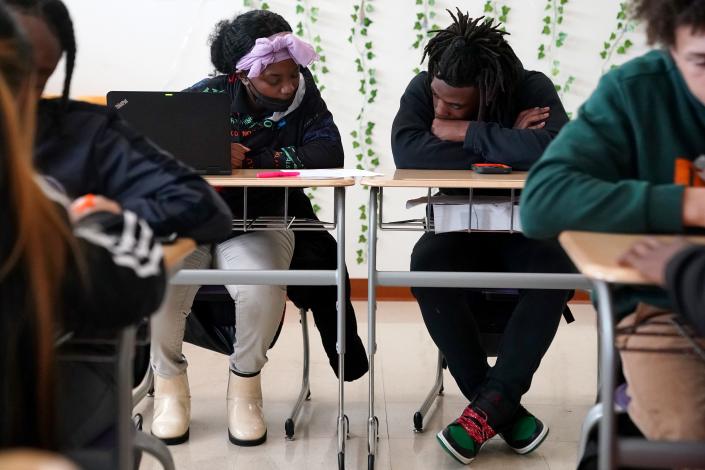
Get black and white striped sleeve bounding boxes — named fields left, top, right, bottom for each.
left=64, top=210, right=167, bottom=331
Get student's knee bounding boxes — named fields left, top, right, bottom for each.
left=618, top=309, right=705, bottom=441
left=235, top=284, right=286, bottom=323
left=411, top=235, right=451, bottom=272
left=526, top=239, right=575, bottom=274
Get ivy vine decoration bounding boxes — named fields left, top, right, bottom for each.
left=295, top=0, right=329, bottom=93
left=349, top=0, right=378, bottom=264
left=243, top=0, right=270, bottom=10
left=483, top=0, right=511, bottom=30
left=537, top=0, right=575, bottom=99
left=411, top=0, right=439, bottom=75
left=295, top=0, right=329, bottom=213
left=599, top=2, right=636, bottom=72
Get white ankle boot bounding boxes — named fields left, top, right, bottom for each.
left=227, top=370, right=267, bottom=446
left=152, top=373, right=191, bottom=445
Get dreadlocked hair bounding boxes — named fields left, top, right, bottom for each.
left=423, top=9, right=522, bottom=121
left=6, top=0, right=76, bottom=111
left=209, top=9, right=292, bottom=75
left=632, top=0, right=705, bottom=46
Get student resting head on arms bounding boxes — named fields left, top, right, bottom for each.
left=391, top=8, right=576, bottom=466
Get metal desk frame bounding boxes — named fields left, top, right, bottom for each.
left=363, top=170, right=592, bottom=469
left=171, top=173, right=351, bottom=469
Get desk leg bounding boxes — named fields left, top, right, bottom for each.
left=335, top=186, right=348, bottom=470
left=367, top=187, right=380, bottom=469
left=117, top=326, right=136, bottom=470
left=594, top=281, right=617, bottom=470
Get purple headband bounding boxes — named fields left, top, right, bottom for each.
left=236, top=33, right=318, bottom=78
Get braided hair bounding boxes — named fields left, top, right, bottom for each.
left=5, top=0, right=75, bottom=110
left=209, top=9, right=291, bottom=75
left=423, top=9, right=522, bottom=121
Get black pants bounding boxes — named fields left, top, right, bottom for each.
left=287, top=230, right=369, bottom=381
left=411, top=232, right=574, bottom=410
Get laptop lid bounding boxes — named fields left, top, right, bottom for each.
left=106, top=91, right=231, bottom=175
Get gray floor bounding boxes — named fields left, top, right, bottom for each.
left=138, top=301, right=597, bottom=469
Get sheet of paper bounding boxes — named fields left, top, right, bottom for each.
left=294, top=168, right=384, bottom=178
left=433, top=201, right=522, bottom=233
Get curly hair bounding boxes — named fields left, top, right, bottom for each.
left=209, top=9, right=291, bottom=75
left=423, top=8, right=522, bottom=122
left=632, top=0, right=705, bottom=46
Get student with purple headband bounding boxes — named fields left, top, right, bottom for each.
left=149, top=9, right=368, bottom=447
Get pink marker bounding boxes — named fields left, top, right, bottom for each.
left=256, top=171, right=300, bottom=178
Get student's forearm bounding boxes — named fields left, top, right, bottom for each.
left=465, top=122, right=554, bottom=170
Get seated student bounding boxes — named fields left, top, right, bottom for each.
left=149, top=9, right=368, bottom=447
left=7, top=0, right=233, bottom=245
left=391, top=10, right=575, bottom=465
left=0, top=2, right=166, bottom=459
left=6, top=0, right=233, bottom=454
left=521, top=0, right=705, bottom=442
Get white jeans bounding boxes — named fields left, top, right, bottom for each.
left=150, top=230, right=295, bottom=377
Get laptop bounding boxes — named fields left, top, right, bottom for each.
left=106, top=91, right=231, bottom=175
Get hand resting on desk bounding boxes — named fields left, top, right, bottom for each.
left=618, top=237, right=691, bottom=286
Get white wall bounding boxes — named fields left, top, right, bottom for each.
left=47, top=0, right=650, bottom=277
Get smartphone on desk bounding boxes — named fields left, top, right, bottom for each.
left=472, top=163, right=512, bottom=174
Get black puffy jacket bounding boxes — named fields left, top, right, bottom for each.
left=34, top=99, right=233, bottom=244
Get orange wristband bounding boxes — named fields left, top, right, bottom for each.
left=74, top=194, right=96, bottom=214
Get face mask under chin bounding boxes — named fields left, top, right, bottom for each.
left=246, top=81, right=294, bottom=112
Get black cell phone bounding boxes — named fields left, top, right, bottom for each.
left=472, top=163, right=513, bottom=174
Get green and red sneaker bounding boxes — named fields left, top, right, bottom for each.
left=499, top=406, right=549, bottom=455
left=436, top=404, right=497, bottom=465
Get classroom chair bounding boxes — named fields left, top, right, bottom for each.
left=58, top=324, right=175, bottom=470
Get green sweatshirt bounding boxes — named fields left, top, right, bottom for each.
left=521, top=50, right=705, bottom=239
left=521, top=50, right=705, bottom=314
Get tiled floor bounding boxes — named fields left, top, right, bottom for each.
left=138, top=301, right=597, bottom=469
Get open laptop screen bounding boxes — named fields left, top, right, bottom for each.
left=107, top=91, right=231, bottom=175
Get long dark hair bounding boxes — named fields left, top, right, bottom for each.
left=423, top=9, right=523, bottom=121
left=0, top=1, right=74, bottom=447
